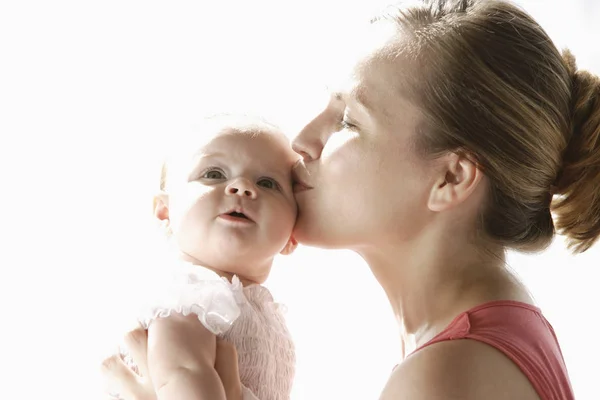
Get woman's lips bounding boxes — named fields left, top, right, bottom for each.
left=292, top=161, right=313, bottom=193
left=293, top=182, right=312, bottom=193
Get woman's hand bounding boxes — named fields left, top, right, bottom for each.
left=101, top=325, right=156, bottom=400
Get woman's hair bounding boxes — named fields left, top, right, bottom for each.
left=374, top=0, right=600, bottom=253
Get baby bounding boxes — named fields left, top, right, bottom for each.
left=123, top=114, right=298, bottom=400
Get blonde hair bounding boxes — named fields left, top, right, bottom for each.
left=373, top=0, right=600, bottom=253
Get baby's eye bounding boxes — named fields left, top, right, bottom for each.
left=202, top=168, right=226, bottom=180
left=257, top=177, right=280, bottom=190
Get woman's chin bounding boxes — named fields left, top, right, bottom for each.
left=292, top=224, right=344, bottom=250
left=292, top=221, right=322, bottom=248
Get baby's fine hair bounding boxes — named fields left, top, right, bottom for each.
left=159, top=113, right=285, bottom=192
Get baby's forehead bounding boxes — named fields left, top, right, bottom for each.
left=192, top=125, right=289, bottom=154
left=168, top=119, right=293, bottom=163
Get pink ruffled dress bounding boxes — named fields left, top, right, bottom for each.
left=135, top=262, right=295, bottom=400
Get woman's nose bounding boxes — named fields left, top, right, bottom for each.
left=292, top=113, right=333, bottom=161
left=292, top=102, right=339, bottom=161
left=225, top=178, right=257, bottom=199
left=292, top=90, right=342, bottom=161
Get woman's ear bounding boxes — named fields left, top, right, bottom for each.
left=428, top=152, right=483, bottom=212
left=280, top=236, right=298, bottom=255
left=153, top=191, right=170, bottom=228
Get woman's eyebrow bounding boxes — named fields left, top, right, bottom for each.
left=331, top=87, right=372, bottom=112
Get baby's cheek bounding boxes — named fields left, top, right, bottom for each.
left=184, top=183, right=215, bottom=202
left=269, top=203, right=296, bottom=238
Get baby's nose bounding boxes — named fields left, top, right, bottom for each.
left=226, top=178, right=257, bottom=199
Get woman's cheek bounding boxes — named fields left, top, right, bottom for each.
left=321, top=131, right=361, bottom=173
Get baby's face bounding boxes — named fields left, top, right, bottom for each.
left=162, top=126, right=299, bottom=282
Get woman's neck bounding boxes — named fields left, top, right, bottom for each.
left=356, top=227, right=532, bottom=357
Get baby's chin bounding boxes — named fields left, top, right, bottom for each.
left=216, top=268, right=271, bottom=287
left=183, top=252, right=274, bottom=285
left=223, top=262, right=273, bottom=286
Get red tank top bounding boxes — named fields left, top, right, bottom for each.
left=413, top=300, right=574, bottom=400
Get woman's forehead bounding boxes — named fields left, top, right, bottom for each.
left=331, top=24, right=415, bottom=96
left=333, top=48, right=417, bottom=119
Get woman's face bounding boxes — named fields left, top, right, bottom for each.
left=291, top=31, right=439, bottom=249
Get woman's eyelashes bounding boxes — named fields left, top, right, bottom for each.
left=199, top=167, right=282, bottom=191
left=340, top=119, right=358, bottom=130
left=340, top=109, right=359, bottom=131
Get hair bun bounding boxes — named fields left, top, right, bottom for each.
left=552, top=49, right=600, bottom=252
left=561, top=49, right=578, bottom=77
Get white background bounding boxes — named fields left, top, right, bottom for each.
left=1, top=1, right=598, bottom=399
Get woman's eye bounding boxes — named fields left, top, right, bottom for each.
left=257, top=177, right=280, bottom=190
left=341, top=119, right=357, bottom=130
left=202, top=169, right=226, bottom=179
left=340, top=109, right=359, bottom=130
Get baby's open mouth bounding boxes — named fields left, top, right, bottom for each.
left=228, top=211, right=249, bottom=220
left=220, top=208, right=255, bottom=224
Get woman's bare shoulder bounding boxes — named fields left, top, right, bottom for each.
left=379, top=339, right=539, bottom=400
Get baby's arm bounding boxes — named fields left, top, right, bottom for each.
left=215, top=339, right=261, bottom=400
left=148, top=313, right=227, bottom=400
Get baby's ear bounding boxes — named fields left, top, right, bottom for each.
left=280, top=236, right=298, bottom=255
left=153, top=191, right=170, bottom=222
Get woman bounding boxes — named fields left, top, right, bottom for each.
left=103, top=1, right=599, bottom=398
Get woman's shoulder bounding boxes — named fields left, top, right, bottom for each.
left=379, top=339, right=539, bottom=400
